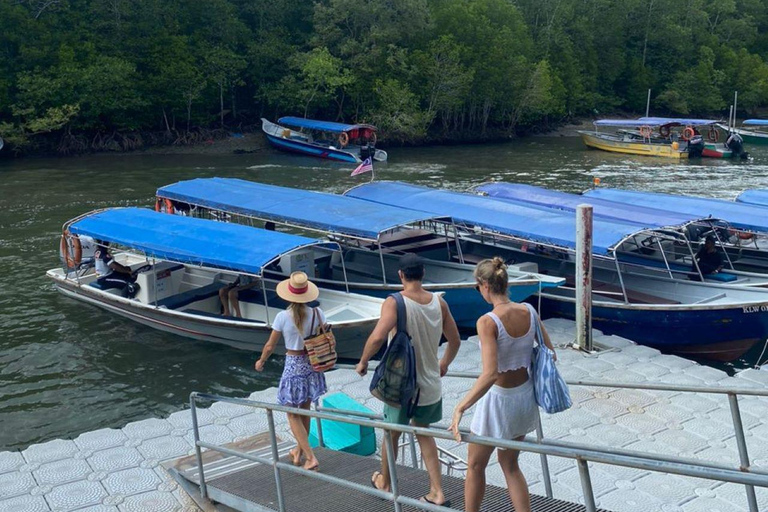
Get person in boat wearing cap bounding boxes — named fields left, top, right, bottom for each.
left=255, top=271, right=328, bottom=472
left=356, top=253, right=461, bottom=508
left=693, top=235, right=723, bottom=277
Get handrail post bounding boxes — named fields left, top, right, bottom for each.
left=314, top=402, right=325, bottom=448
left=535, top=410, right=553, bottom=498
left=576, top=458, right=597, bottom=512
left=728, top=393, right=758, bottom=512
left=189, top=395, right=207, bottom=499
left=267, top=409, right=287, bottom=512
left=383, top=428, right=403, bottom=512
left=409, top=433, right=419, bottom=469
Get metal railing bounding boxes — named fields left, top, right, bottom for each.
left=190, top=369, right=768, bottom=512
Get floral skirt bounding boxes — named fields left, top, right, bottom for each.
left=277, top=354, right=327, bottom=407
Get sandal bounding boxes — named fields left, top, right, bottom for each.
left=420, top=496, right=451, bottom=508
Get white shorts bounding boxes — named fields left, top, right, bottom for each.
left=470, top=380, right=537, bottom=440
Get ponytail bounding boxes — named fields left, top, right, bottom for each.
left=474, top=257, right=509, bottom=295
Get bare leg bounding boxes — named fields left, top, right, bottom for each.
left=498, top=439, right=530, bottom=512
left=287, top=401, right=318, bottom=470
left=373, top=430, right=401, bottom=492
left=219, top=288, right=230, bottom=316
left=465, top=442, right=495, bottom=512
left=415, top=424, right=446, bottom=505
left=229, top=289, right=242, bottom=318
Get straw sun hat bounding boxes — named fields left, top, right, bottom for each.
left=276, top=271, right=319, bottom=303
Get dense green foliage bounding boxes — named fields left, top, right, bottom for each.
left=1, top=0, right=767, bottom=152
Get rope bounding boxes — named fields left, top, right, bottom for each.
left=754, top=339, right=768, bottom=369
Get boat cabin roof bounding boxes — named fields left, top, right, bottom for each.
left=157, top=178, right=449, bottom=241
left=594, top=117, right=720, bottom=128
left=278, top=116, right=377, bottom=134
left=68, top=207, right=336, bottom=275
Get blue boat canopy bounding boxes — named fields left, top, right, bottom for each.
left=278, top=117, right=376, bottom=133
left=157, top=178, right=446, bottom=241
left=345, top=182, right=650, bottom=255
left=736, top=189, right=768, bottom=207
left=68, top=208, right=334, bottom=275
left=585, top=189, right=768, bottom=233
left=594, top=117, right=719, bottom=127
left=475, top=183, right=702, bottom=228
left=743, top=119, right=768, bottom=126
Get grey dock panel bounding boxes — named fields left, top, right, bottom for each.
left=179, top=447, right=612, bottom=512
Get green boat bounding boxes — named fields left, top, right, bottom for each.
left=716, top=120, right=768, bottom=145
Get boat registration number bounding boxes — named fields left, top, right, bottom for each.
left=743, top=304, right=768, bottom=313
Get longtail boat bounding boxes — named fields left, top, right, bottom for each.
left=716, top=120, right=768, bottom=145
left=261, top=117, right=387, bottom=163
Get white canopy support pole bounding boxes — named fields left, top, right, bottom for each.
left=645, top=89, right=652, bottom=118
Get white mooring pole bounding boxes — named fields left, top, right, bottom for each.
left=645, top=89, right=652, bottom=118
left=576, top=204, right=593, bottom=352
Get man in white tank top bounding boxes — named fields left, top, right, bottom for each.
left=356, top=254, right=461, bottom=507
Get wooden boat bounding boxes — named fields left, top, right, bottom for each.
left=580, top=117, right=746, bottom=159
left=345, top=181, right=768, bottom=361
left=716, top=120, right=768, bottom=145
left=48, top=208, right=384, bottom=358
left=261, top=117, right=387, bottom=163
left=155, top=178, right=564, bottom=329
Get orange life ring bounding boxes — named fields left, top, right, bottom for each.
left=708, top=127, right=719, bottom=142
left=154, top=198, right=162, bottom=212
left=639, top=125, right=652, bottom=138
left=659, top=124, right=671, bottom=138
left=60, top=231, right=82, bottom=268
left=682, top=126, right=695, bottom=141
left=162, top=198, right=174, bottom=214
left=338, top=132, right=349, bottom=148
left=729, top=228, right=755, bottom=240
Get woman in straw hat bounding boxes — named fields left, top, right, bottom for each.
left=255, top=271, right=328, bottom=471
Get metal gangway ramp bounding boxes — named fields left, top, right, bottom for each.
left=171, top=380, right=768, bottom=512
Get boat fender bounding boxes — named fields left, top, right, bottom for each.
left=60, top=230, right=82, bottom=268
left=682, top=126, right=695, bottom=141
left=659, top=124, right=671, bottom=138
left=339, top=132, right=349, bottom=148
left=671, top=141, right=680, bottom=150
left=640, top=125, right=652, bottom=138
left=707, top=127, right=719, bottom=142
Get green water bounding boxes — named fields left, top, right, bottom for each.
left=1, top=137, right=768, bottom=451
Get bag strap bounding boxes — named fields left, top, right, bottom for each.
left=525, top=303, right=544, bottom=347
left=391, top=293, right=408, bottom=334
left=309, top=307, right=318, bottom=336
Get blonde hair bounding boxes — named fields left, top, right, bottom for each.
left=474, top=257, right=508, bottom=295
left=288, top=302, right=308, bottom=334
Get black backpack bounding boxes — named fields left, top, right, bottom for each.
left=369, top=293, right=420, bottom=417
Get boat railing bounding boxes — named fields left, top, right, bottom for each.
left=190, top=367, right=768, bottom=512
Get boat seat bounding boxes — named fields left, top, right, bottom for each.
left=155, top=282, right=227, bottom=309
left=238, top=289, right=319, bottom=309
left=704, top=272, right=738, bottom=283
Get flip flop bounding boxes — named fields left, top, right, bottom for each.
left=303, top=461, right=320, bottom=472
left=420, top=496, right=451, bottom=508
left=370, top=471, right=383, bottom=490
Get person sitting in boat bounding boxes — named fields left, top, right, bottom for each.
left=255, top=271, right=328, bottom=472
left=94, top=241, right=138, bottom=295
left=692, top=235, right=723, bottom=278
left=219, top=274, right=261, bottom=318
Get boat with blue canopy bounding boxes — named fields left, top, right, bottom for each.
left=346, top=181, right=768, bottom=361
left=261, top=117, right=387, bottom=163
left=736, top=189, right=768, bottom=207
left=48, top=208, right=384, bottom=357
left=579, top=117, right=746, bottom=159
left=716, top=119, right=768, bottom=145
left=475, top=182, right=768, bottom=285
left=156, top=178, right=564, bottom=328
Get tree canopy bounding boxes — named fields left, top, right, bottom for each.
left=1, top=0, right=767, bottom=152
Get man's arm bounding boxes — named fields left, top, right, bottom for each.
left=355, top=296, right=397, bottom=376
left=106, top=254, right=133, bottom=275
left=439, top=296, right=461, bottom=376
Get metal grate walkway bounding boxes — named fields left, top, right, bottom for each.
left=175, top=444, right=612, bottom=512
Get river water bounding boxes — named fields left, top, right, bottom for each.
left=1, top=136, right=768, bottom=451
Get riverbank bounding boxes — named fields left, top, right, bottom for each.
left=2, top=320, right=767, bottom=511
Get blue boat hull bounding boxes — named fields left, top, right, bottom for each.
left=538, top=295, right=767, bottom=361
left=264, top=133, right=360, bottom=163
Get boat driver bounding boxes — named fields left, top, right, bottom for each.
left=94, top=241, right=138, bottom=294
left=692, top=235, right=723, bottom=278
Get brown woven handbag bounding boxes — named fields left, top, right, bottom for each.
left=303, top=308, right=337, bottom=372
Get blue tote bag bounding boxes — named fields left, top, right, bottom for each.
left=530, top=307, right=572, bottom=414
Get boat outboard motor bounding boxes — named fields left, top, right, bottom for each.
left=725, top=133, right=749, bottom=160
left=687, top=135, right=705, bottom=158
left=360, top=142, right=375, bottom=160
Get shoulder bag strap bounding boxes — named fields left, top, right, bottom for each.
left=391, top=292, right=408, bottom=334
left=309, top=307, right=318, bottom=336
left=525, top=303, right=543, bottom=347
